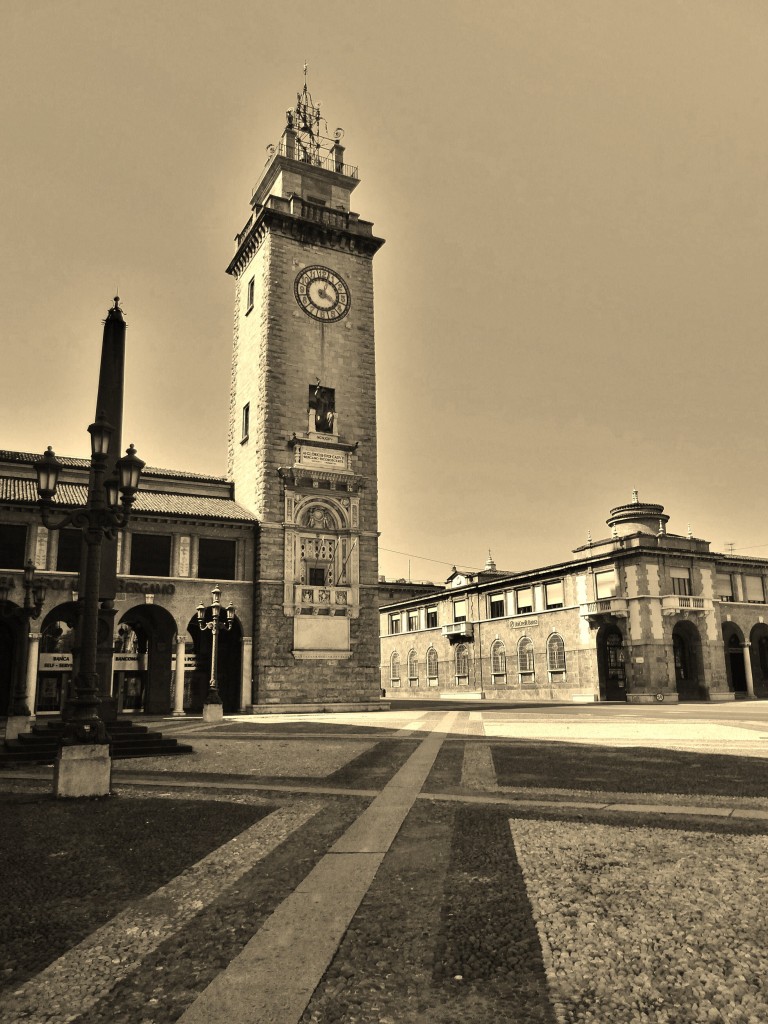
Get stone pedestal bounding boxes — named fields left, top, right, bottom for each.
left=54, top=744, right=112, bottom=798
left=5, top=715, right=32, bottom=741
left=202, top=703, right=224, bottom=723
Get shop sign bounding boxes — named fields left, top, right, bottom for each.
left=39, top=653, right=73, bottom=671
left=171, top=654, right=198, bottom=669
left=113, top=653, right=140, bottom=670
left=511, top=618, right=539, bottom=629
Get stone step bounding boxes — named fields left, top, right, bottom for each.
left=0, top=719, right=193, bottom=766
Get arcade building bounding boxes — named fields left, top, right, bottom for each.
left=0, top=78, right=385, bottom=719
left=380, top=493, right=768, bottom=703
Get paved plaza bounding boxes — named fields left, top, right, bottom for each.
left=2, top=701, right=768, bottom=1023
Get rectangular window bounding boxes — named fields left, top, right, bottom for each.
left=515, top=587, right=533, bottom=615
left=198, top=538, right=237, bottom=581
left=745, top=575, right=765, bottom=603
left=545, top=580, right=564, bottom=609
left=241, top=403, right=250, bottom=442
left=0, top=525, right=27, bottom=569
left=308, top=566, right=326, bottom=586
left=389, top=613, right=401, bottom=635
left=715, top=573, right=734, bottom=601
left=453, top=599, right=467, bottom=623
left=246, top=277, right=255, bottom=313
left=56, top=528, right=82, bottom=573
left=670, top=567, right=692, bottom=597
left=129, top=533, right=172, bottom=577
left=426, top=606, right=438, bottom=629
left=407, top=610, right=419, bottom=632
left=489, top=593, right=505, bottom=619
left=594, top=568, right=618, bottom=600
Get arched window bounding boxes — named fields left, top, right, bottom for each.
left=491, top=640, right=506, bottom=684
left=518, top=636, right=535, bottom=680
left=390, top=651, right=401, bottom=686
left=455, top=643, right=469, bottom=682
left=407, top=649, right=418, bottom=685
left=547, top=633, right=566, bottom=675
left=426, top=647, right=438, bottom=685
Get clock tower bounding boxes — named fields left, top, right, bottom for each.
left=226, top=78, right=385, bottom=707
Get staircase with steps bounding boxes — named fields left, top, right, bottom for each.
left=0, top=719, right=194, bottom=766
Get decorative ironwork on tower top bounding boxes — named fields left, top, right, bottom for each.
left=265, top=66, right=356, bottom=178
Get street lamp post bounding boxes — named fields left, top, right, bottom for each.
left=1, top=559, right=47, bottom=740
left=33, top=420, right=144, bottom=797
left=196, top=584, right=235, bottom=723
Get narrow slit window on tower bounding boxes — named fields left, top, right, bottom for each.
left=246, top=277, right=255, bottom=314
left=309, top=384, right=335, bottom=434
left=241, top=402, right=250, bottom=442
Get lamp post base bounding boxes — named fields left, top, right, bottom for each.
left=202, top=703, right=224, bottom=723
left=54, top=744, right=112, bottom=798
left=5, top=714, right=33, bottom=741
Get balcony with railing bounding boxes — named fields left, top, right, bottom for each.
left=579, top=598, right=629, bottom=623
left=661, top=594, right=711, bottom=616
left=267, top=140, right=358, bottom=179
left=442, top=620, right=475, bottom=642
left=295, top=584, right=350, bottom=615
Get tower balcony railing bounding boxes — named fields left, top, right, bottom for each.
left=295, top=583, right=351, bottom=614
left=271, top=141, right=358, bottom=179
left=661, top=594, right=711, bottom=616
left=580, top=598, right=629, bottom=622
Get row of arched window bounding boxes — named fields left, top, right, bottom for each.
left=389, top=634, right=567, bottom=685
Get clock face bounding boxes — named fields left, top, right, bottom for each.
left=294, top=266, right=351, bottom=323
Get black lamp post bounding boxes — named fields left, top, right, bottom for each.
left=33, top=420, right=144, bottom=743
left=196, top=584, right=235, bottom=717
left=1, top=559, right=47, bottom=723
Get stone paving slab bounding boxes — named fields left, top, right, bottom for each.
left=178, top=711, right=459, bottom=1024
left=0, top=801, right=324, bottom=1024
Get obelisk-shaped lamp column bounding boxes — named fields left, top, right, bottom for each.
left=33, top=423, right=144, bottom=797
left=196, top=584, right=235, bottom=723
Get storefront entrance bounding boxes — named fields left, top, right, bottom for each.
left=596, top=624, right=627, bottom=701
left=115, top=605, right=177, bottom=715
left=673, top=621, right=703, bottom=700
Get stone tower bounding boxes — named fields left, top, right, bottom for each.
left=226, top=77, right=385, bottom=707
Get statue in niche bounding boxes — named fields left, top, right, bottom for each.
left=310, top=382, right=335, bottom=433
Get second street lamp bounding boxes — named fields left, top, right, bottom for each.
left=196, top=584, right=235, bottom=723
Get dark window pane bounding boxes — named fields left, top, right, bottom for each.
left=198, top=538, right=237, bottom=581
left=129, top=533, right=171, bottom=577
left=0, top=525, right=27, bottom=569
left=308, top=566, right=325, bottom=586
left=56, top=529, right=82, bottom=573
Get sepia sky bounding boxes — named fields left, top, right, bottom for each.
left=2, top=0, right=768, bottom=582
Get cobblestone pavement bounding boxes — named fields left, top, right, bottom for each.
left=3, top=702, right=768, bottom=1023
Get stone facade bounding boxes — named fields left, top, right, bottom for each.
left=0, top=451, right=256, bottom=719
left=224, top=100, right=385, bottom=706
left=380, top=496, right=768, bottom=703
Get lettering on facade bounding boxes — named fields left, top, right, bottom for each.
left=295, top=446, right=348, bottom=471
left=511, top=617, right=539, bottom=629
left=117, top=580, right=176, bottom=595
